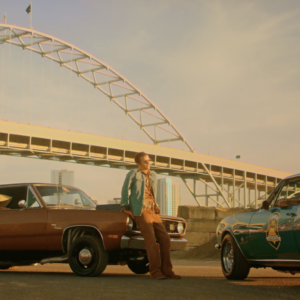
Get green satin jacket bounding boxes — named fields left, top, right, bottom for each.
left=121, top=169, right=158, bottom=216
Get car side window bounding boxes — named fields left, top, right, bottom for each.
left=27, top=189, right=41, bottom=208
left=268, top=180, right=284, bottom=208
left=0, top=186, right=27, bottom=209
left=274, top=179, right=300, bottom=208
left=0, top=194, right=12, bottom=210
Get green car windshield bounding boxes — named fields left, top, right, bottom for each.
left=35, top=185, right=96, bottom=209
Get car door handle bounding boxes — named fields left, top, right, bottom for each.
left=286, top=213, right=297, bottom=217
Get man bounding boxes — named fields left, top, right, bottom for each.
left=121, top=151, right=181, bottom=280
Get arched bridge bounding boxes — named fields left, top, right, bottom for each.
left=0, top=24, right=292, bottom=208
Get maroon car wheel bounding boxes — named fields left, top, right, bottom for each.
left=68, top=235, right=108, bottom=277
left=0, top=265, right=11, bottom=270
left=221, top=234, right=250, bottom=280
left=127, top=257, right=149, bottom=274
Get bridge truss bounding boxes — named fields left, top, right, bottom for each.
left=0, top=24, right=194, bottom=152
left=0, top=24, right=292, bottom=208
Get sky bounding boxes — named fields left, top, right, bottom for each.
left=0, top=0, right=300, bottom=205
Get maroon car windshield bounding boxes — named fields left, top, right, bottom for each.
left=35, top=185, right=96, bottom=209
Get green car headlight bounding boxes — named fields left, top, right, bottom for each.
left=177, top=222, right=184, bottom=234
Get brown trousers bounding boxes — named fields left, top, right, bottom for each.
left=135, top=208, right=175, bottom=279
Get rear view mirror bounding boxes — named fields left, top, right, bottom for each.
left=18, top=200, right=26, bottom=209
left=262, top=200, right=269, bottom=210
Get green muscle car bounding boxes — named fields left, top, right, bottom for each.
left=215, top=173, right=300, bottom=280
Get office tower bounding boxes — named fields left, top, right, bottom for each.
left=51, top=170, right=74, bottom=186
left=156, top=178, right=181, bottom=216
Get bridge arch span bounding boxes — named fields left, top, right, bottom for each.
left=0, top=24, right=194, bottom=152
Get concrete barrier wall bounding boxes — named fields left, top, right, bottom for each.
left=178, top=206, right=257, bottom=249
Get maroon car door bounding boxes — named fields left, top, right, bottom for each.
left=0, top=186, right=47, bottom=250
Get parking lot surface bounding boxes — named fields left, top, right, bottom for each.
left=1, top=259, right=300, bottom=300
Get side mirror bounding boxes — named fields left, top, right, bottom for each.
left=18, top=200, right=26, bottom=209
left=262, top=200, right=269, bottom=211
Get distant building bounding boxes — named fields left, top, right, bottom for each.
left=107, top=198, right=121, bottom=204
left=51, top=170, right=74, bottom=186
left=156, top=178, right=181, bottom=216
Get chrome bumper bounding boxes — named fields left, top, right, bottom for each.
left=121, top=235, right=187, bottom=251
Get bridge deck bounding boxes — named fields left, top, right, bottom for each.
left=0, top=121, right=291, bottom=197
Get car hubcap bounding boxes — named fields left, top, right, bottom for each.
left=223, top=242, right=234, bottom=273
left=79, top=248, right=92, bottom=265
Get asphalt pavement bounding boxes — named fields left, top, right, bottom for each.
left=1, top=260, right=300, bottom=300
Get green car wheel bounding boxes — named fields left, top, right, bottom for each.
left=221, top=234, right=250, bottom=280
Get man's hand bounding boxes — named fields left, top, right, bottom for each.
left=122, top=207, right=135, bottom=219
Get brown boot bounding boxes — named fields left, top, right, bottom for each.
left=166, top=274, right=181, bottom=279
left=154, top=276, right=167, bottom=280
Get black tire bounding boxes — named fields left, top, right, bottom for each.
left=221, top=234, right=250, bottom=280
left=127, top=257, right=149, bottom=274
left=68, top=236, right=108, bottom=277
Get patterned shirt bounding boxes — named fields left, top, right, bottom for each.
left=140, top=170, right=155, bottom=208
